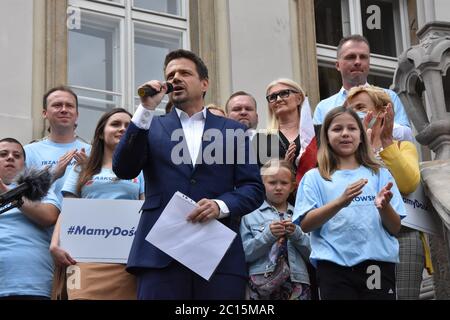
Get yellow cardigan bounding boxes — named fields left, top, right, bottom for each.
left=379, top=140, right=420, bottom=195
left=380, top=141, right=433, bottom=274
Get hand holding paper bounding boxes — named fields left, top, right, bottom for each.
left=187, top=198, right=220, bottom=223
left=145, top=192, right=236, bottom=281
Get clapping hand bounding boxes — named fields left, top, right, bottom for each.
left=53, top=148, right=87, bottom=181
left=364, top=111, right=383, bottom=148
left=284, top=142, right=297, bottom=164
left=338, top=179, right=367, bottom=207
left=380, top=103, right=394, bottom=147
left=375, top=182, right=393, bottom=210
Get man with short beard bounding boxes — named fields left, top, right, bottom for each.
left=313, top=34, right=411, bottom=141
left=113, top=49, right=264, bottom=300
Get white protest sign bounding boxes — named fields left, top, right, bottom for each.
left=60, top=198, right=143, bottom=263
left=402, top=183, right=441, bottom=235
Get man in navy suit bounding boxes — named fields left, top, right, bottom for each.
left=113, top=49, right=264, bottom=299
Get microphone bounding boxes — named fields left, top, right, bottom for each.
left=0, top=167, right=52, bottom=214
left=138, top=82, right=173, bottom=98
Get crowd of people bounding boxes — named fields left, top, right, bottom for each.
left=0, top=34, right=431, bottom=300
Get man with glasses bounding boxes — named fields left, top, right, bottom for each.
left=24, top=86, right=90, bottom=201
left=313, top=34, right=412, bottom=142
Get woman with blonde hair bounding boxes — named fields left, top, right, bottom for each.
left=265, top=78, right=318, bottom=298
left=265, top=78, right=305, bottom=167
left=346, top=85, right=431, bottom=300
left=206, top=103, right=226, bottom=117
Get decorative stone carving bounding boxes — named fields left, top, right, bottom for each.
left=394, top=21, right=450, bottom=159
left=394, top=22, right=450, bottom=299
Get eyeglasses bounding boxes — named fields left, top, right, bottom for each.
left=266, top=89, right=299, bottom=103
left=49, top=103, right=76, bottom=111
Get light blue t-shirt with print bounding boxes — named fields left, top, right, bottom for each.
left=0, top=185, right=61, bottom=298
left=293, top=166, right=406, bottom=267
left=62, top=166, right=145, bottom=199
left=24, top=138, right=91, bottom=201
left=313, top=87, right=411, bottom=127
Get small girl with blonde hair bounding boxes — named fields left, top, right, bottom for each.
left=241, top=159, right=311, bottom=300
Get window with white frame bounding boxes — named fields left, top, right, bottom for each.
left=68, top=0, right=188, bottom=141
left=314, top=0, right=410, bottom=99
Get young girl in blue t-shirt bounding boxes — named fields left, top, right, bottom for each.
left=294, top=106, right=406, bottom=300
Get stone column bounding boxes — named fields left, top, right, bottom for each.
left=394, top=22, right=450, bottom=299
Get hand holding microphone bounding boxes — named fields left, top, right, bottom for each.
left=138, top=81, right=173, bottom=110
left=0, top=167, right=52, bottom=214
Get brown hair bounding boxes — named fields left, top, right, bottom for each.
left=0, top=137, right=25, bottom=161
left=75, top=108, right=132, bottom=195
left=317, top=106, right=379, bottom=180
left=43, top=85, right=78, bottom=111
left=164, top=49, right=208, bottom=80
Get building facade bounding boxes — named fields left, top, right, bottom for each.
left=3, top=0, right=449, bottom=144
left=1, top=0, right=450, bottom=299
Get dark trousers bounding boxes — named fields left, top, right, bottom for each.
left=136, top=261, right=247, bottom=300
left=316, top=260, right=396, bottom=300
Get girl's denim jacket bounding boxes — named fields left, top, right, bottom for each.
left=240, top=201, right=311, bottom=285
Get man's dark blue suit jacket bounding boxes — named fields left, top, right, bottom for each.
left=113, top=108, right=264, bottom=278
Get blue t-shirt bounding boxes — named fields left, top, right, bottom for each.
left=62, top=166, right=145, bottom=199
left=313, top=86, right=410, bottom=127
left=293, top=166, right=406, bottom=267
left=24, top=138, right=91, bottom=201
left=0, top=186, right=61, bottom=298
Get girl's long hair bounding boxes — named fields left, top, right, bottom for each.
left=265, top=78, right=305, bottom=134
left=317, top=106, right=379, bottom=180
left=75, top=108, right=132, bottom=195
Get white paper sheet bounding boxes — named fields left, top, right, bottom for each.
left=145, top=191, right=236, bottom=280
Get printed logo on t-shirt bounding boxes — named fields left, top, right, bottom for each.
left=41, top=159, right=77, bottom=167
left=351, top=195, right=376, bottom=204
left=93, top=176, right=118, bottom=182
left=83, top=175, right=138, bottom=186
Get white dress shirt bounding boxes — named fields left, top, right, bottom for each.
left=175, top=107, right=206, bottom=165
left=131, top=104, right=229, bottom=218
